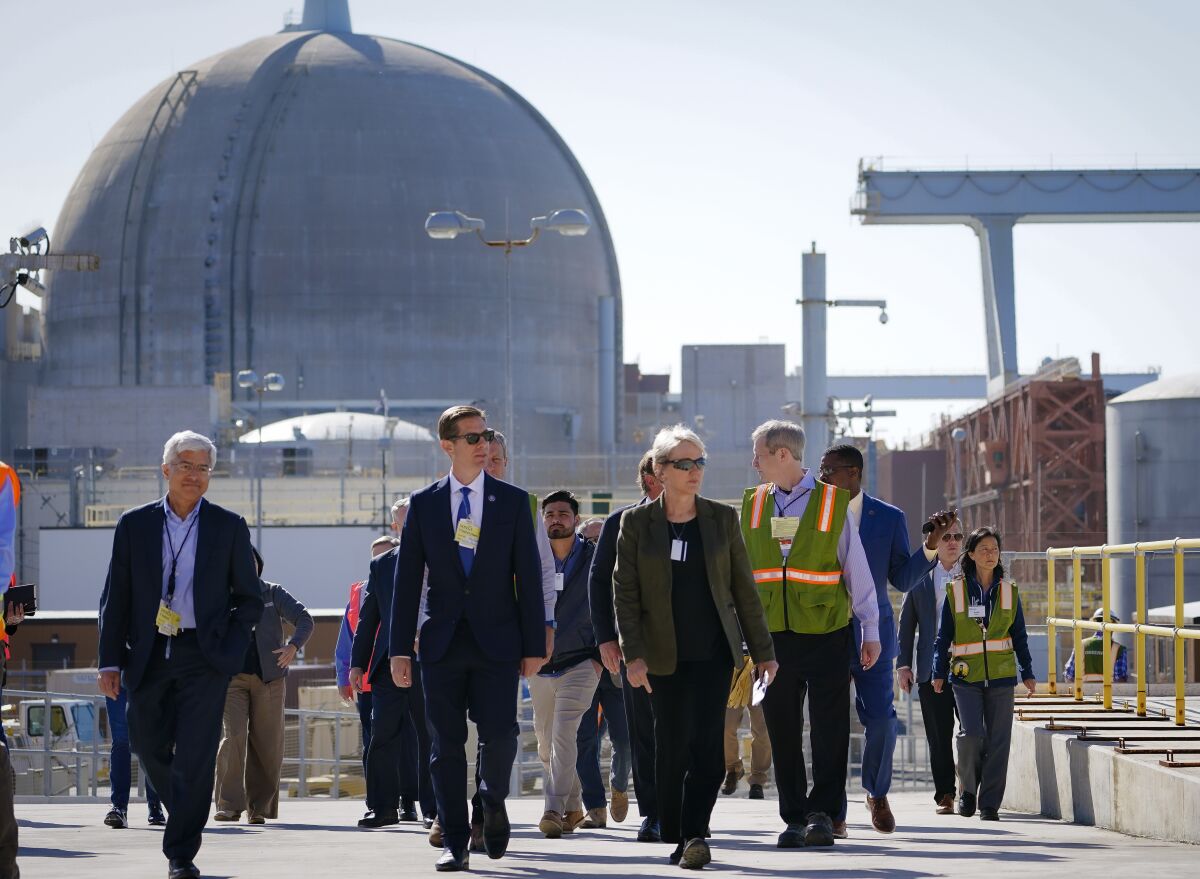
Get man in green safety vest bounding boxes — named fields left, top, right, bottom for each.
left=742, top=420, right=881, bottom=851
left=1064, top=608, right=1129, bottom=683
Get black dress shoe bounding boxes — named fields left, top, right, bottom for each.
left=400, top=806, right=420, bottom=822
left=637, top=816, right=661, bottom=842
left=803, top=812, right=835, bottom=847
left=979, top=807, right=1000, bottom=821
left=481, top=802, right=510, bottom=859
left=958, top=792, right=977, bottom=818
left=435, top=847, right=469, bottom=872
left=358, top=810, right=400, bottom=828
left=777, top=823, right=804, bottom=848
left=148, top=809, right=167, bottom=827
left=167, top=859, right=201, bottom=879
left=424, top=815, right=436, bottom=830
left=748, top=783, right=764, bottom=800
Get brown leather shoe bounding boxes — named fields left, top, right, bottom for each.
left=469, top=816, right=486, bottom=852
left=580, top=807, right=607, bottom=829
left=866, top=795, right=896, bottom=833
left=610, top=789, right=629, bottom=823
left=562, top=809, right=586, bottom=832
left=936, top=793, right=955, bottom=815
left=428, top=818, right=444, bottom=847
left=538, top=810, right=564, bottom=839
left=831, top=818, right=848, bottom=839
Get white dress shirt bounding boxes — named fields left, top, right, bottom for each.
left=448, top=468, right=485, bottom=530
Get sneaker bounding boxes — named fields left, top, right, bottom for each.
left=721, top=770, right=739, bottom=796
left=748, top=783, right=764, bottom=800
left=213, top=810, right=241, bottom=822
left=581, top=807, right=607, bottom=829
left=637, top=817, right=661, bottom=843
left=562, top=809, right=585, bottom=833
left=803, top=812, right=835, bottom=847
left=777, top=823, right=804, bottom=848
left=147, top=808, right=167, bottom=827
left=539, top=810, right=564, bottom=839
left=103, top=808, right=128, bottom=829
left=247, top=814, right=265, bottom=825
left=679, top=838, right=711, bottom=869
left=610, top=789, right=629, bottom=823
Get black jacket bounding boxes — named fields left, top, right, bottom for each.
left=541, top=535, right=597, bottom=674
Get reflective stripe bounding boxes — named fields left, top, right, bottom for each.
left=1000, top=580, right=1013, bottom=610
left=817, top=483, right=835, bottom=533
left=952, top=637, right=1013, bottom=657
left=951, top=579, right=966, bottom=614
left=750, top=484, right=770, bottom=530
left=785, top=568, right=842, bottom=585
left=753, top=569, right=784, bottom=583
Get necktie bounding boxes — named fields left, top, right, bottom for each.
left=457, top=486, right=474, bottom=576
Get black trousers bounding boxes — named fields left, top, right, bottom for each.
left=918, top=680, right=958, bottom=800
left=761, top=628, right=851, bottom=825
left=128, top=632, right=229, bottom=862
left=647, top=655, right=731, bottom=845
left=399, top=658, right=436, bottom=818
left=421, top=625, right=519, bottom=851
left=366, top=663, right=411, bottom=813
left=622, top=662, right=658, bottom=820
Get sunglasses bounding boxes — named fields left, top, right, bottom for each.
left=667, top=457, right=707, bottom=472
left=941, top=532, right=965, bottom=542
left=449, top=429, right=495, bottom=445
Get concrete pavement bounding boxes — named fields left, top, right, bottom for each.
left=15, top=790, right=1197, bottom=877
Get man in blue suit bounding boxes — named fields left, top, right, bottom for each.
left=818, top=444, right=953, bottom=836
left=390, top=405, right=547, bottom=872
left=97, top=431, right=263, bottom=879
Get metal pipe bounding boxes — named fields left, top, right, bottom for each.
left=1047, top=557, right=1057, bottom=695
left=1136, top=548, right=1148, bottom=716
left=1101, top=552, right=1113, bottom=709
left=1175, top=540, right=1186, bottom=726
left=1073, top=551, right=1084, bottom=703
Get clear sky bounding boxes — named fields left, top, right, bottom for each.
left=2, top=0, right=1197, bottom=444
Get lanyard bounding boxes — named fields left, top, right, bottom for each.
left=774, top=486, right=811, bottom=518
left=162, top=500, right=200, bottom=607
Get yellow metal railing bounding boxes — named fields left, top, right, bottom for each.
left=1043, top=538, right=1200, bottom=726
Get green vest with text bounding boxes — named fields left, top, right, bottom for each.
left=740, top=480, right=850, bottom=635
left=945, top=578, right=1018, bottom=683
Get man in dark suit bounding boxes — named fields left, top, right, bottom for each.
left=898, top=521, right=963, bottom=814
left=818, top=443, right=953, bottom=836
left=97, top=431, right=263, bottom=879
left=589, top=451, right=662, bottom=842
left=389, top=406, right=546, bottom=872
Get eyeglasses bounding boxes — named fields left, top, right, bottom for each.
left=172, top=462, right=212, bottom=475
left=449, top=430, right=495, bottom=445
left=667, top=457, right=707, bottom=471
left=941, top=532, right=964, bottom=542
left=818, top=464, right=856, bottom=478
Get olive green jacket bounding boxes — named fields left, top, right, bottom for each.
left=613, top=494, right=775, bottom=676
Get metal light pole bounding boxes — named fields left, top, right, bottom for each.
left=237, top=369, right=285, bottom=549
left=425, top=208, right=591, bottom=478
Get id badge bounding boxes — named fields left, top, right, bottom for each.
left=968, top=604, right=985, bottom=619
left=454, top=518, right=481, bottom=550
left=554, top=573, right=565, bottom=592
left=771, top=516, right=800, bottom=540
left=156, top=601, right=182, bottom=636
left=670, top=539, right=687, bottom=562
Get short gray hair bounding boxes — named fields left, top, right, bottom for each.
left=162, top=430, right=217, bottom=468
left=650, top=424, right=706, bottom=473
left=491, top=430, right=509, bottom=460
left=390, top=496, right=410, bottom=527
left=751, top=419, right=804, bottom=462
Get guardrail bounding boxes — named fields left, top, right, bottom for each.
left=1006, top=539, right=1200, bottom=726
left=4, top=688, right=105, bottom=798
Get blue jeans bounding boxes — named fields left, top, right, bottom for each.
left=575, top=671, right=631, bottom=810
left=107, top=687, right=162, bottom=813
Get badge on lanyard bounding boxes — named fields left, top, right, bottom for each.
left=554, top=572, right=565, bottom=592
left=771, top=516, right=799, bottom=558
left=968, top=603, right=985, bottom=620
left=670, top=539, right=687, bottom=562
left=156, top=601, right=182, bottom=636
left=454, top=518, right=481, bottom=550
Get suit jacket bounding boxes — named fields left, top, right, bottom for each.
left=852, top=493, right=937, bottom=662
left=897, top=568, right=947, bottom=683
left=351, top=546, right=398, bottom=680
left=613, top=494, right=774, bottom=676
left=252, top=580, right=314, bottom=684
left=588, top=499, right=647, bottom=646
left=389, top=473, right=544, bottom=664
left=98, top=498, right=264, bottom=691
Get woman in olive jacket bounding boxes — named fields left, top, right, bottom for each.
left=615, top=425, right=777, bottom=869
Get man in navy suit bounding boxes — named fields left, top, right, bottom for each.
left=390, top=406, right=546, bottom=871
left=818, top=443, right=953, bottom=836
left=97, top=431, right=263, bottom=879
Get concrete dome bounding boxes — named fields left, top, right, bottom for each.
left=42, top=7, right=620, bottom=453
left=238, top=411, right=432, bottom=444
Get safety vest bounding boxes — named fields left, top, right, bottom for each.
left=346, top=580, right=373, bottom=693
left=0, top=461, right=19, bottom=654
left=946, top=577, right=1018, bottom=683
left=1083, top=636, right=1124, bottom=682
left=740, top=480, right=850, bottom=635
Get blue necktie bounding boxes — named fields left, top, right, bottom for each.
left=457, top=486, right=474, bottom=576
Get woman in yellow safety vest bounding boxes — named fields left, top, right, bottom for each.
left=931, top=526, right=1035, bottom=822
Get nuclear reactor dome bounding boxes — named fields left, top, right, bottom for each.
left=41, top=6, right=620, bottom=456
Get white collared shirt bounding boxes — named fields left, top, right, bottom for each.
left=448, top=469, right=486, bottom=531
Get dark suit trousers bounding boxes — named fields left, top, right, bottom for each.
left=647, top=656, right=731, bottom=845
left=399, top=658, right=436, bottom=817
left=421, top=623, right=519, bottom=851
left=356, top=691, right=373, bottom=773
left=366, top=664, right=410, bottom=813
left=127, top=632, right=229, bottom=862
left=621, top=662, right=658, bottom=820
left=761, top=628, right=851, bottom=825
left=918, top=681, right=958, bottom=801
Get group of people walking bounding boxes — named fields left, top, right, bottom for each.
left=92, top=407, right=1038, bottom=878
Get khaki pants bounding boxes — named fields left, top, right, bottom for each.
left=528, top=663, right=600, bottom=814
left=723, top=704, right=772, bottom=786
left=214, top=673, right=286, bottom=818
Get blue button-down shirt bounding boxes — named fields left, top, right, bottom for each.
left=162, top=496, right=202, bottom=629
